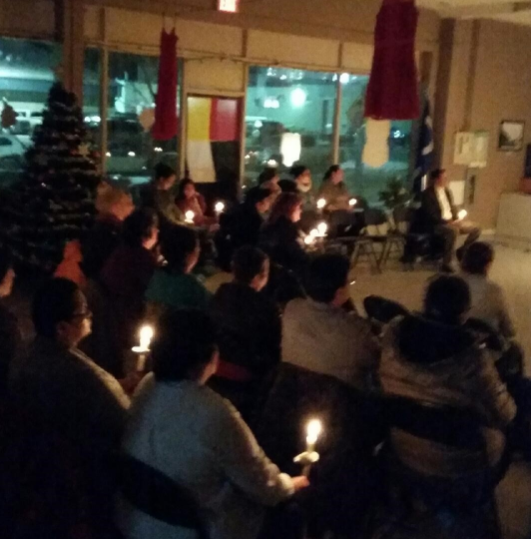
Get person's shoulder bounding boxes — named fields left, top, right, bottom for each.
left=284, top=297, right=308, bottom=317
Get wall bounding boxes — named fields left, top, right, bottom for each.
left=437, top=19, right=531, bottom=228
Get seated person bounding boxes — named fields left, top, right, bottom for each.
left=260, top=193, right=309, bottom=280
left=282, top=254, right=379, bottom=392
left=175, top=177, right=215, bottom=227
left=55, top=184, right=134, bottom=285
left=117, top=309, right=308, bottom=539
left=379, top=275, right=516, bottom=479
left=258, top=166, right=282, bottom=200
left=418, top=168, right=481, bottom=272
left=146, top=225, right=211, bottom=314
left=99, top=209, right=159, bottom=376
left=211, top=246, right=280, bottom=380
left=318, top=165, right=351, bottom=211
left=140, top=163, right=183, bottom=231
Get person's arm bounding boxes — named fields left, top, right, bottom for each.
left=446, top=188, right=458, bottom=221
left=421, top=189, right=443, bottom=226
left=211, top=399, right=295, bottom=506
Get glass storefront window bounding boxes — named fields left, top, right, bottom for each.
left=83, top=48, right=101, bottom=156
left=105, top=52, right=179, bottom=185
left=339, top=75, right=412, bottom=205
left=245, top=66, right=336, bottom=188
left=0, top=38, right=61, bottom=183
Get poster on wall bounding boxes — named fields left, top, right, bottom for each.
left=498, top=120, right=525, bottom=152
left=453, top=131, right=489, bottom=168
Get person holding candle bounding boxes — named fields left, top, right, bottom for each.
left=317, top=165, right=351, bottom=211
left=118, top=309, right=309, bottom=539
left=419, top=168, right=481, bottom=272
left=146, top=225, right=212, bottom=315
left=175, top=178, right=215, bottom=227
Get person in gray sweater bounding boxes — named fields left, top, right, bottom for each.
left=118, top=310, right=309, bottom=539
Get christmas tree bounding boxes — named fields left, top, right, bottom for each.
left=0, top=82, right=101, bottom=274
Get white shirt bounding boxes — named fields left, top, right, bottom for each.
left=435, top=186, right=453, bottom=221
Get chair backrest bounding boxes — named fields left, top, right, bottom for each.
left=364, top=295, right=409, bottom=325
left=392, top=206, right=415, bottom=234
left=364, top=208, right=390, bottom=236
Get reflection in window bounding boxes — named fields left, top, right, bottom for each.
left=105, top=52, right=179, bottom=185
left=245, top=66, right=336, bottom=188
left=83, top=48, right=101, bottom=155
left=339, top=75, right=411, bottom=205
left=0, top=38, right=61, bottom=182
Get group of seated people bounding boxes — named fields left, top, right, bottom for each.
left=0, top=161, right=527, bottom=539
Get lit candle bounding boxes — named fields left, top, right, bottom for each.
left=458, top=209, right=468, bottom=221
left=306, top=419, right=322, bottom=453
left=132, top=325, right=154, bottom=372
left=349, top=198, right=358, bottom=207
left=304, top=235, right=315, bottom=246
left=185, top=210, right=195, bottom=224
left=214, top=201, right=225, bottom=215
left=316, top=222, right=328, bottom=237
left=317, top=198, right=327, bottom=210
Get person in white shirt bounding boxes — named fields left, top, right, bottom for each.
left=420, top=169, right=481, bottom=272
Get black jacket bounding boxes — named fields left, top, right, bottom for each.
left=419, top=186, right=458, bottom=232
left=210, top=282, right=281, bottom=375
left=226, top=204, right=264, bottom=250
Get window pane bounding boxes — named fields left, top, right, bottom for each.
left=0, top=38, right=61, bottom=183
left=339, top=75, right=412, bottom=205
left=245, top=66, right=336, bottom=188
left=83, top=48, right=101, bottom=155
left=106, top=52, right=179, bottom=186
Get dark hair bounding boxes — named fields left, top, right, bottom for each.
left=232, top=246, right=268, bottom=285
left=278, top=179, right=299, bottom=194
left=244, top=186, right=272, bottom=208
left=0, top=245, right=13, bottom=284
left=290, top=165, right=309, bottom=180
left=424, top=275, right=471, bottom=324
left=176, top=178, right=195, bottom=202
left=161, top=225, right=198, bottom=272
left=154, top=163, right=176, bottom=182
left=461, top=241, right=494, bottom=275
left=267, top=193, right=302, bottom=225
left=429, top=168, right=445, bottom=183
left=258, top=167, right=278, bottom=185
left=122, top=208, right=158, bottom=248
left=152, top=309, right=217, bottom=382
left=323, top=165, right=341, bottom=183
left=32, top=278, right=81, bottom=338
left=306, top=254, right=350, bottom=303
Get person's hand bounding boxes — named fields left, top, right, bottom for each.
left=291, top=476, right=310, bottom=491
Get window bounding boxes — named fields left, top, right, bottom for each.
left=339, top=75, right=412, bottom=205
left=83, top=48, right=101, bottom=155
left=0, top=38, right=61, bottom=182
left=245, top=66, right=336, bottom=188
left=104, top=52, right=179, bottom=185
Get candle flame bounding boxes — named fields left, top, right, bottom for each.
left=304, top=235, right=314, bottom=246
left=349, top=198, right=358, bottom=207
left=185, top=210, right=195, bottom=223
left=215, top=201, right=225, bottom=214
left=317, top=198, right=327, bottom=210
left=317, top=222, right=328, bottom=236
left=458, top=209, right=468, bottom=221
left=139, top=325, right=154, bottom=351
left=306, top=419, right=322, bottom=446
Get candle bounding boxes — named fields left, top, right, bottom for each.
left=185, top=210, right=195, bottom=224
left=316, top=222, right=328, bottom=237
left=458, top=209, right=468, bottom=221
left=317, top=198, right=327, bottom=210
left=214, top=201, right=225, bottom=215
left=349, top=198, right=358, bottom=207
left=306, top=419, right=322, bottom=453
left=132, top=325, right=154, bottom=372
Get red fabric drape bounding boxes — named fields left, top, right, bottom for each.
left=152, top=29, right=178, bottom=141
left=364, top=0, right=420, bottom=120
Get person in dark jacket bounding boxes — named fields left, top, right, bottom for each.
left=260, top=193, right=309, bottom=279
left=419, top=169, right=481, bottom=271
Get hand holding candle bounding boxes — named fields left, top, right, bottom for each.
left=294, top=419, right=322, bottom=477
left=132, top=325, right=154, bottom=372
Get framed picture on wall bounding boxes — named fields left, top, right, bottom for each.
left=498, top=120, right=525, bottom=151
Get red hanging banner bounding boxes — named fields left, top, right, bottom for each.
left=364, top=0, right=420, bottom=121
left=152, top=29, right=178, bottom=141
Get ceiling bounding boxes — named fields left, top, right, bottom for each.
left=416, top=0, right=531, bottom=25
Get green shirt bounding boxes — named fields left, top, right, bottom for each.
left=146, top=270, right=212, bottom=311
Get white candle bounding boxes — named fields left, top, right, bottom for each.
left=185, top=210, right=195, bottom=224
left=349, top=198, right=358, bottom=207
left=458, top=209, right=468, bottom=221
left=317, top=198, right=327, bottom=210
left=316, top=222, right=328, bottom=237
left=304, top=235, right=315, bottom=246
left=132, top=325, right=154, bottom=372
left=214, top=201, right=225, bottom=215
left=306, top=419, right=322, bottom=453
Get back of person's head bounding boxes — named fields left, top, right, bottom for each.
left=267, top=192, right=302, bottom=225
left=258, top=167, right=278, bottom=185
left=323, top=165, right=340, bottom=182
left=161, top=225, right=198, bottom=272
left=152, top=309, right=217, bottom=382
left=244, top=186, right=272, bottom=208
left=154, top=163, right=176, bottom=182
left=95, top=183, right=133, bottom=219
left=232, top=246, right=268, bottom=285
left=122, top=208, right=159, bottom=248
left=424, top=275, right=471, bottom=325
left=429, top=168, right=445, bottom=185
left=176, top=178, right=195, bottom=201
left=306, top=254, right=350, bottom=303
left=461, top=241, right=494, bottom=276
left=290, top=164, right=308, bottom=180
left=32, top=278, right=81, bottom=339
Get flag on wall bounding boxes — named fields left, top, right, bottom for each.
left=413, top=95, right=434, bottom=193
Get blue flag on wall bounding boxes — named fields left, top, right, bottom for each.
left=413, top=95, right=434, bottom=193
